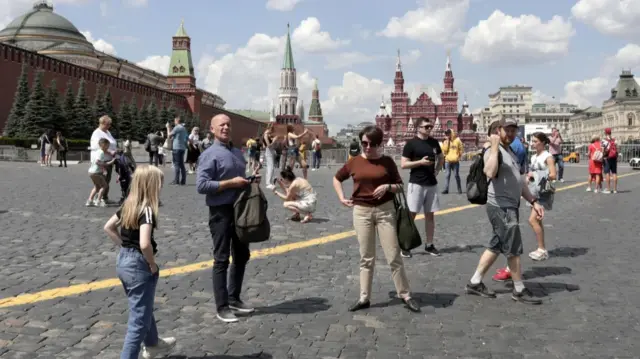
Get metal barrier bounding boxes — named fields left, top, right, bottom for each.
left=559, top=143, right=640, bottom=163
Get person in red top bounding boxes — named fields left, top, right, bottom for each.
left=332, top=125, right=420, bottom=313
left=601, top=128, right=618, bottom=193
left=587, top=134, right=603, bottom=193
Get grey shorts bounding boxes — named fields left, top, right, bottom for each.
left=406, top=183, right=440, bottom=214
left=486, top=205, right=523, bottom=257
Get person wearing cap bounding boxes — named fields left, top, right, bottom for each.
left=466, top=118, right=543, bottom=305
left=601, top=128, right=618, bottom=193
left=441, top=129, right=464, bottom=194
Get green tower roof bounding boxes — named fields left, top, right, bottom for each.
left=283, top=23, right=295, bottom=69
left=175, top=19, right=188, bottom=37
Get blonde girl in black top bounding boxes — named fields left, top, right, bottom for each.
left=103, top=165, right=176, bottom=359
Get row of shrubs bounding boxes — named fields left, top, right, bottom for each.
left=0, top=137, right=90, bottom=150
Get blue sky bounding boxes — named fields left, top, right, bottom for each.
left=3, top=0, right=639, bottom=134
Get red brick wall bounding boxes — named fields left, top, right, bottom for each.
left=0, top=43, right=190, bottom=134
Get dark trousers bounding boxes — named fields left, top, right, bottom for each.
left=58, top=151, right=67, bottom=167
left=172, top=149, right=186, bottom=185
left=444, top=162, right=461, bottom=192
left=104, top=164, right=113, bottom=201
left=148, top=151, right=159, bottom=166
left=312, top=151, right=321, bottom=169
left=208, top=205, right=250, bottom=312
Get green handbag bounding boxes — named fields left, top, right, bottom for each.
left=393, top=185, right=422, bottom=251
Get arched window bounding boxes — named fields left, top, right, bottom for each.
left=395, top=121, right=403, bottom=134
left=628, top=112, right=635, bottom=126
left=179, top=66, right=185, bottom=73
left=284, top=103, right=288, bottom=114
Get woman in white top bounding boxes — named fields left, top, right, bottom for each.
left=272, top=166, right=317, bottom=223
left=90, top=116, right=118, bottom=202
left=186, top=127, right=200, bottom=174
left=527, top=132, right=557, bottom=261
left=262, top=123, right=281, bottom=190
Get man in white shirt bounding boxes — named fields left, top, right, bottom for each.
left=311, top=135, right=322, bottom=171
left=90, top=115, right=117, bottom=202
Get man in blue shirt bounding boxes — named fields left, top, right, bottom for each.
left=166, top=117, right=189, bottom=185
left=510, top=133, right=527, bottom=175
left=196, top=114, right=256, bottom=323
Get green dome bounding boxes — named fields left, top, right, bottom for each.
left=0, top=1, right=94, bottom=55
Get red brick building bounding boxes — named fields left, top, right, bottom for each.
left=0, top=2, right=265, bottom=144
left=375, top=51, right=478, bottom=148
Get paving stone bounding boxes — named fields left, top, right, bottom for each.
left=0, top=163, right=639, bottom=358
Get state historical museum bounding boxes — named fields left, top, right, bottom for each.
left=376, top=51, right=478, bottom=148
left=0, top=1, right=266, bottom=143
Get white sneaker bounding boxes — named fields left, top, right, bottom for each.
left=141, top=337, right=176, bottom=359
left=586, top=187, right=592, bottom=192
left=266, top=184, right=275, bottom=190
left=602, top=189, right=611, bottom=194
left=613, top=190, right=618, bottom=194
left=560, top=179, right=565, bottom=183
left=94, top=199, right=106, bottom=207
left=594, top=189, right=599, bottom=193
left=85, top=200, right=94, bottom=207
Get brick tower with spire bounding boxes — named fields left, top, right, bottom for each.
left=375, top=50, right=477, bottom=148
left=167, top=20, right=200, bottom=113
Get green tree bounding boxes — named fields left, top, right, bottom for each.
left=137, top=99, right=151, bottom=139
left=129, top=95, right=141, bottom=141
left=22, top=71, right=49, bottom=137
left=44, top=79, right=63, bottom=133
left=5, top=63, right=31, bottom=137
left=69, top=78, right=93, bottom=139
left=92, top=84, right=106, bottom=120
left=102, top=88, right=117, bottom=138
left=117, top=99, right=132, bottom=140
left=147, top=101, right=159, bottom=130
left=61, top=80, right=75, bottom=136
left=159, top=105, right=170, bottom=130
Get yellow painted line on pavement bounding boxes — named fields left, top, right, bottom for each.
left=1, top=172, right=637, bottom=309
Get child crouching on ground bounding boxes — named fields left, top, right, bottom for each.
left=103, top=165, right=176, bottom=359
left=87, top=138, right=115, bottom=207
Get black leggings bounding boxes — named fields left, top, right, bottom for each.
left=58, top=151, right=67, bottom=167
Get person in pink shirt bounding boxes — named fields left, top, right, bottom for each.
left=548, top=128, right=564, bottom=182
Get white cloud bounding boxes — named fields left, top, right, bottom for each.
left=572, top=0, right=640, bottom=40
left=460, top=10, right=575, bottom=64
left=266, top=0, right=302, bottom=11
left=136, top=55, right=170, bottom=75
left=215, top=44, right=231, bottom=53
left=403, top=49, right=422, bottom=65
left=532, top=90, right=557, bottom=103
left=378, top=0, right=470, bottom=44
left=99, top=1, right=108, bottom=17
left=124, top=0, right=148, bottom=7
left=197, top=17, right=346, bottom=113
left=324, top=52, right=377, bottom=70
left=81, top=30, right=117, bottom=55
left=561, top=43, right=640, bottom=107
left=291, top=17, right=349, bottom=53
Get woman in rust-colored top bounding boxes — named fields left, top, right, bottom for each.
left=333, top=125, right=420, bottom=313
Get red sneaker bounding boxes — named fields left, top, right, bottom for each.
left=492, top=268, right=511, bottom=282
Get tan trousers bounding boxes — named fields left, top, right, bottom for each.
left=353, top=201, right=411, bottom=302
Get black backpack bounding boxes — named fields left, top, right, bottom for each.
left=466, top=148, right=501, bottom=205
left=234, top=183, right=270, bottom=243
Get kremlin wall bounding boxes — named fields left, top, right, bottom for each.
left=0, top=2, right=266, bottom=144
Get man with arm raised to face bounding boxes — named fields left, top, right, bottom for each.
left=465, top=118, right=543, bottom=305
left=196, top=114, right=256, bottom=323
left=400, top=117, right=444, bottom=258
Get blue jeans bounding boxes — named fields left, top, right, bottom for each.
left=552, top=154, right=564, bottom=180
left=117, top=248, right=159, bottom=359
left=312, top=151, right=321, bottom=169
left=172, top=149, right=186, bottom=185
left=444, top=162, right=461, bottom=192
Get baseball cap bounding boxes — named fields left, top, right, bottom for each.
left=604, top=128, right=612, bottom=134
left=500, top=118, right=518, bottom=128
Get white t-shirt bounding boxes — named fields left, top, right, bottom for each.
left=312, top=139, right=321, bottom=151
left=90, top=128, right=117, bottom=163
left=530, top=150, right=552, bottom=171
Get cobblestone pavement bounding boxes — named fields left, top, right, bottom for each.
left=0, top=162, right=639, bottom=358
